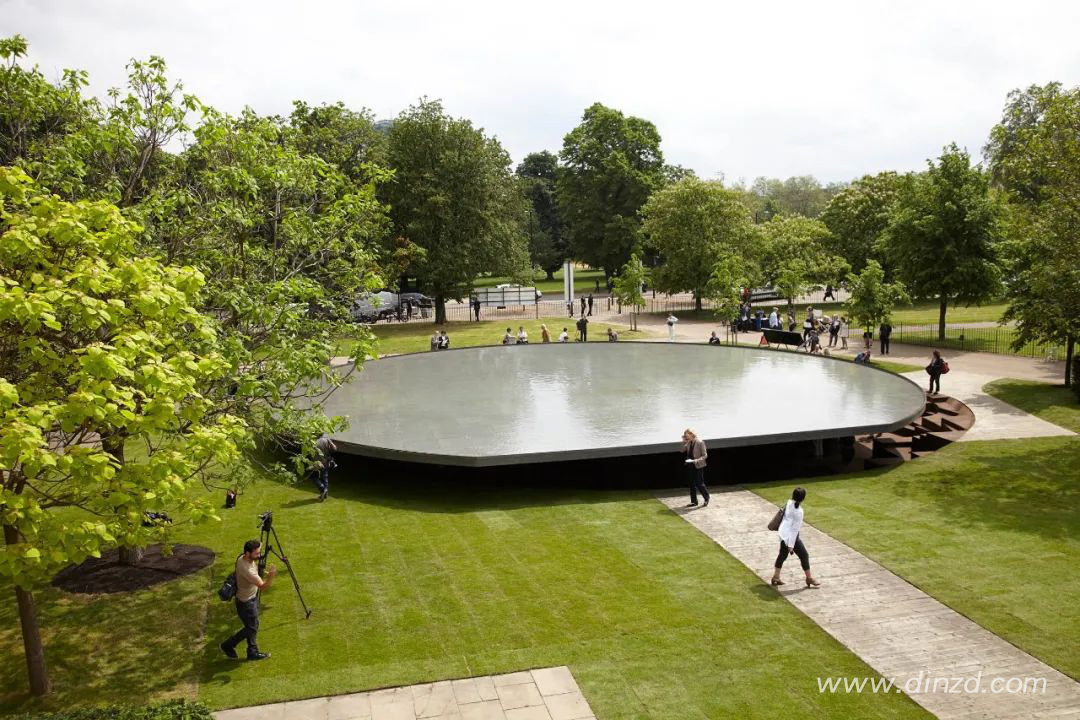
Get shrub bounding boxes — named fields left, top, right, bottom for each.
left=15, top=699, right=213, bottom=720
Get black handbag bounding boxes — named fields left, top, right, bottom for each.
left=217, top=554, right=241, bottom=601
left=767, top=505, right=785, bottom=531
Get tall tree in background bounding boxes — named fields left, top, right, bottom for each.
left=820, top=171, right=901, bottom=275
left=516, top=151, right=566, bottom=279
left=884, top=145, right=1002, bottom=340
left=757, top=215, right=848, bottom=311
left=642, top=177, right=756, bottom=310
left=612, top=253, right=648, bottom=330
left=286, top=100, right=386, bottom=183
left=386, top=100, right=528, bottom=323
left=845, top=259, right=910, bottom=335
left=557, top=103, right=664, bottom=276
left=986, top=83, right=1080, bottom=386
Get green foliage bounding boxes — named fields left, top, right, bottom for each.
left=557, top=103, right=665, bottom=274
left=286, top=100, right=386, bottom=183
left=385, top=100, right=529, bottom=322
left=612, top=253, right=648, bottom=330
left=14, top=699, right=212, bottom=720
left=642, top=177, right=756, bottom=309
left=844, top=259, right=909, bottom=332
left=819, top=171, right=901, bottom=274
left=0, top=167, right=245, bottom=589
left=883, top=144, right=1002, bottom=337
left=757, top=215, right=848, bottom=307
left=516, top=151, right=567, bottom=277
left=703, top=253, right=749, bottom=324
left=734, top=175, right=842, bottom=221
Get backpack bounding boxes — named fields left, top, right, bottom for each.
left=217, top=555, right=241, bottom=601
left=941, top=360, right=950, bottom=374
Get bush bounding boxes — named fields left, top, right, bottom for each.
left=15, top=700, right=213, bottom=720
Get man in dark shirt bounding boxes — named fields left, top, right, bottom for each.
left=879, top=322, right=893, bottom=355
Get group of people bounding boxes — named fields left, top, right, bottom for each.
left=498, top=321, right=619, bottom=344
left=428, top=329, right=450, bottom=350
left=567, top=294, right=595, bottom=318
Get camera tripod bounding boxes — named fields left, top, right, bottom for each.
left=257, top=511, right=312, bottom=618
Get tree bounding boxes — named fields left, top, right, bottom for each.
left=0, top=167, right=245, bottom=695
left=557, top=103, right=665, bottom=275
left=703, top=253, right=749, bottom=336
left=986, top=83, right=1080, bottom=386
left=844, top=260, right=910, bottom=335
left=385, top=100, right=529, bottom=323
left=757, top=216, right=848, bottom=311
left=612, top=253, right=648, bottom=331
left=820, top=172, right=901, bottom=274
left=745, top=175, right=837, bottom=220
left=642, top=177, right=756, bottom=310
left=516, top=151, right=566, bottom=279
left=884, top=145, right=1002, bottom=340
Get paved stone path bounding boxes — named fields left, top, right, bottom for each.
left=658, top=488, right=1080, bottom=719
left=214, top=666, right=596, bottom=720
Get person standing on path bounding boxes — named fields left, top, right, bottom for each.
left=587, top=294, right=594, bottom=316
left=681, top=428, right=709, bottom=508
left=879, top=321, right=892, bottom=354
left=770, top=487, right=820, bottom=588
left=580, top=296, right=587, bottom=317
left=926, top=350, right=946, bottom=394
left=220, top=539, right=276, bottom=661
left=472, top=296, right=482, bottom=322
left=839, top=316, right=849, bottom=350
left=829, top=315, right=841, bottom=347
left=666, top=313, right=678, bottom=342
left=566, top=300, right=573, bottom=318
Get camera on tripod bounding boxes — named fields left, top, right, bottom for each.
left=258, top=510, right=273, bottom=532
left=254, top=509, right=311, bottom=618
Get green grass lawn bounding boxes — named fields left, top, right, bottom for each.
left=474, top=268, right=608, bottom=295
left=983, top=379, right=1080, bottom=433
left=337, top=319, right=655, bottom=357
left=0, top=469, right=928, bottom=718
left=753, top=422, right=1080, bottom=680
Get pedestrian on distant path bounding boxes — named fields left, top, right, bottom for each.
left=566, top=300, right=573, bottom=318
left=926, top=350, right=946, bottom=394
left=541, top=324, right=551, bottom=343
left=666, top=314, right=678, bottom=342
left=220, top=539, right=276, bottom=661
left=681, top=428, right=709, bottom=508
left=587, top=294, right=594, bottom=316
left=472, top=296, right=481, bottom=322
left=824, top=284, right=835, bottom=301
left=770, top=487, right=820, bottom=588
left=581, top=296, right=587, bottom=317
left=879, top=322, right=892, bottom=354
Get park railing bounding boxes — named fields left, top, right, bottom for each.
left=892, top=323, right=1067, bottom=361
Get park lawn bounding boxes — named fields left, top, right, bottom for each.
left=338, top=319, right=655, bottom=357
left=474, top=268, right=608, bottom=296
left=752, top=432, right=1080, bottom=681
left=983, top=379, right=1080, bottom=433
left=0, top=468, right=929, bottom=719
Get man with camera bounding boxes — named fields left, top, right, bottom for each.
left=220, top=539, right=275, bottom=661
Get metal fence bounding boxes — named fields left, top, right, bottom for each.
left=892, top=323, right=1067, bottom=361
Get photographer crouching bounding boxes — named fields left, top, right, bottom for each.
left=220, top=539, right=276, bottom=661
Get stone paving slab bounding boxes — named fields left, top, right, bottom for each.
left=658, top=488, right=1080, bottom=719
left=214, top=666, right=596, bottom=720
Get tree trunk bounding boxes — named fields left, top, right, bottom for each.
left=694, top=292, right=702, bottom=311
left=119, top=546, right=144, bottom=565
left=1065, top=335, right=1075, bottom=388
left=938, top=297, right=948, bottom=341
left=545, top=269, right=555, bottom=281
left=434, top=295, right=446, bottom=325
left=4, top=525, right=51, bottom=696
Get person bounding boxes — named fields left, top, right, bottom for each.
left=708, top=330, right=722, bottom=345
left=681, top=428, right=709, bottom=507
left=862, top=328, right=873, bottom=350
left=879, top=321, right=892, bottom=355
left=854, top=349, right=872, bottom=365
left=787, top=311, right=796, bottom=332
left=808, top=330, right=823, bottom=355
left=754, top=308, right=764, bottom=331
left=516, top=326, right=529, bottom=344
left=472, top=296, right=481, bottom=322
left=437, top=330, right=450, bottom=350
left=666, top=314, right=678, bottom=342
left=802, top=307, right=814, bottom=340
left=502, top=327, right=514, bottom=345
left=824, top=283, right=835, bottom=301
left=587, top=294, right=594, bottom=316
left=926, top=350, right=946, bottom=393
left=541, top=324, right=551, bottom=343
left=770, top=487, right=820, bottom=588
left=558, top=327, right=569, bottom=342
left=220, top=539, right=276, bottom=660
left=607, top=327, right=618, bottom=342
left=768, top=307, right=779, bottom=329
left=576, top=315, right=588, bottom=342
left=314, top=433, right=336, bottom=501
left=829, top=315, right=841, bottom=347
left=566, top=300, right=573, bottom=318
left=430, top=330, right=439, bottom=351
left=839, top=316, right=849, bottom=350
left=580, top=296, right=587, bottom=317
left=403, top=300, right=412, bottom=321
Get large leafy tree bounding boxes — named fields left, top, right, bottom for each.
left=516, top=151, right=566, bottom=279
left=844, top=259, right=910, bottom=334
left=642, top=177, right=756, bottom=310
left=884, top=145, right=1003, bottom=340
left=757, top=215, right=849, bottom=311
left=986, top=83, right=1080, bottom=385
left=557, top=103, right=665, bottom=275
left=0, top=168, right=245, bottom=695
left=612, top=253, right=648, bottom=330
left=385, top=100, right=528, bottom=323
left=285, top=100, right=386, bottom=184
left=820, top=171, right=901, bottom=274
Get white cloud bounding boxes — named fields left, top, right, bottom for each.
left=5, top=0, right=1079, bottom=181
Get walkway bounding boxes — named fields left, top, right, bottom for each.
left=213, top=666, right=596, bottom=720
left=657, top=489, right=1080, bottom=719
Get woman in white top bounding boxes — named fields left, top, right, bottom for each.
left=558, top=328, right=569, bottom=342
left=770, top=487, right=820, bottom=588
left=666, top=314, right=678, bottom=342
left=517, top=326, right=529, bottom=344
left=839, top=317, right=849, bottom=350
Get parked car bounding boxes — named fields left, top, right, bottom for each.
left=351, top=291, right=399, bottom=323
left=397, top=292, right=434, bottom=308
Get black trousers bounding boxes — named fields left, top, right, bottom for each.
left=880, top=337, right=890, bottom=354
left=928, top=373, right=941, bottom=393
left=688, top=466, right=709, bottom=504
left=223, top=597, right=260, bottom=655
left=775, top=537, right=810, bottom=571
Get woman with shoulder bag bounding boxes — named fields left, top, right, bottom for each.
left=770, top=487, right=820, bottom=588
left=681, top=428, right=709, bottom=507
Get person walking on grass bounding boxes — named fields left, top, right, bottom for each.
left=221, top=539, right=276, bottom=661
left=770, top=487, right=820, bottom=588
left=313, top=433, right=336, bottom=501
left=681, top=428, right=710, bottom=508
left=926, top=349, right=946, bottom=394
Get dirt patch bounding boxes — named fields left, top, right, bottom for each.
left=52, top=544, right=216, bottom=594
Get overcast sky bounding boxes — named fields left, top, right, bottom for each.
left=5, top=0, right=1079, bottom=183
